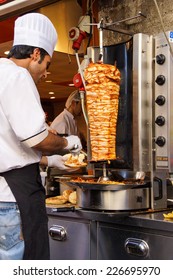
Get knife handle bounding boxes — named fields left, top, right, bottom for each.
left=51, top=206, right=75, bottom=212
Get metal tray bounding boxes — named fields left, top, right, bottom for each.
left=66, top=180, right=151, bottom=191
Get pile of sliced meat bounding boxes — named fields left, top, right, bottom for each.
left=84, top=62, right=121, bottom=161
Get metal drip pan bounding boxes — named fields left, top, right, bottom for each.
left=76, top=186, right=151, bottom=211
left=64, top=170, right=151, bottom=211
left=66, top=180, right=151, bottom=191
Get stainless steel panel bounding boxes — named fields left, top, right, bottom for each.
left=98, top=223, right=173, bottom=259
left=47, top=208, right=173, bottom=260
left=132, top=33, right=154, bottom=172
left=154, top=31, right=173, bottom=172
left=48, top=216, right=91, bottom=260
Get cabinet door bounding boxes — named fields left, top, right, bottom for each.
left=98, top=223, right=173, bottom=260
left=48, top=216, right=91, bottom=260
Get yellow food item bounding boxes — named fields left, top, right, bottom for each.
left=64, top=153, right=87, bottom=167
left=46, top=195, right=67, bottom=205
left=46, top=190, right=77, bottom=205
left=62, top=189, right=74, bottom=200
left=71, top=177, right=124, bottom=185
left=163, top=212, right=173, bottom=219
left=68, top=191, right=77, bottom=204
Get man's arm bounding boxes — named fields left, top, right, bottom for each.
left=32, top=131, right=82, bottom=156
left=33, top=131, right=67, bottom=155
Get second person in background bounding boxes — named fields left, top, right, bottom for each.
left=51, top=90, right=82, bottom=136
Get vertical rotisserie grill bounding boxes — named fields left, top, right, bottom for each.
left=50, top=33, right=173, bottom=212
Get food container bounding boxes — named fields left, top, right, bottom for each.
left=65, top=171, right=151, bottom=211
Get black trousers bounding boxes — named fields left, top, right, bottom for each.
left=0, top=163, right=50, bottom=260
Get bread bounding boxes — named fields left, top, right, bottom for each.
left=68, top=191, right=77, bottom=204
left=62, top=189, right=74, bottom=200
left=64, top=153, right=87, bottom=167
left=46, top=195, right=67, bottom=205
left=46, top=190, right=77, bottom=205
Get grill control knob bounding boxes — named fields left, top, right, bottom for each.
left=155, top=136, right=166, bottom=147
left=155, top=75, right=166, bottom=85
left=155, top=116, right=165, bottom=126
left=156, top=54, right=166, bottom=65
left=155, top=95, right=165, bottom=106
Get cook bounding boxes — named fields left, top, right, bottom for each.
left=51, top=89, right=82, bottom=135
left=0, top=13, right=82, bottom=260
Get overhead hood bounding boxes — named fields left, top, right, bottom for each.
left=0, top=0, right=83, bottom=55
left=39, top=0, right=83, bottom=54
left=0, top=0, right=59, bottom=20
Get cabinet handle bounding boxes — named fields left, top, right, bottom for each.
left=124, top=238, right=149, bottom=257
left=49, top=225, right=67, bottom=241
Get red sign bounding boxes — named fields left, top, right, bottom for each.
left=0, top=0, right=15, bottom=6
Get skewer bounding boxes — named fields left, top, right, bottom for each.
left=98, top=18, right=104, bottom=62
left=97, top=161, right=111, bottom=182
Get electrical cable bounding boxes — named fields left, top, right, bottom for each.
left=75, top=51, right=88, bottom=126
left=67, top=39, right=72, bottom=64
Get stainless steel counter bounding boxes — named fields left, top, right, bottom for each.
left=47, top=206, right=173, bottom=259
left=47, top=206, right=173, bottom=230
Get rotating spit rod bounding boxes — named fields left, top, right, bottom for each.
left=97, top=161, right=111, bottom=182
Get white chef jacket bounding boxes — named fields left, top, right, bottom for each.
left=51, top=108, right=78, bottom=136
left=0, top=58, right=48, bottom=201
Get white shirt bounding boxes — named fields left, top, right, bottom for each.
left=0, top=58, right=48, bottom=201
left=51, top=108, right=78, bottom=136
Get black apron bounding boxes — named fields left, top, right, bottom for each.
left=0, top=163, right=50, bottom=260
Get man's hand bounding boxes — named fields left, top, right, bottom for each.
left=40, top=155, right=79, bottom=172
left=64, top=135, right=82, bottom=153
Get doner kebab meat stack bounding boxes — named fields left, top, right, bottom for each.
left=84, top=62, right=121, bottom=161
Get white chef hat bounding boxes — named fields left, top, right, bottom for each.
left=65, top=90, right=81, bottom=109
left=13, top=13, right=58, bottom=57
